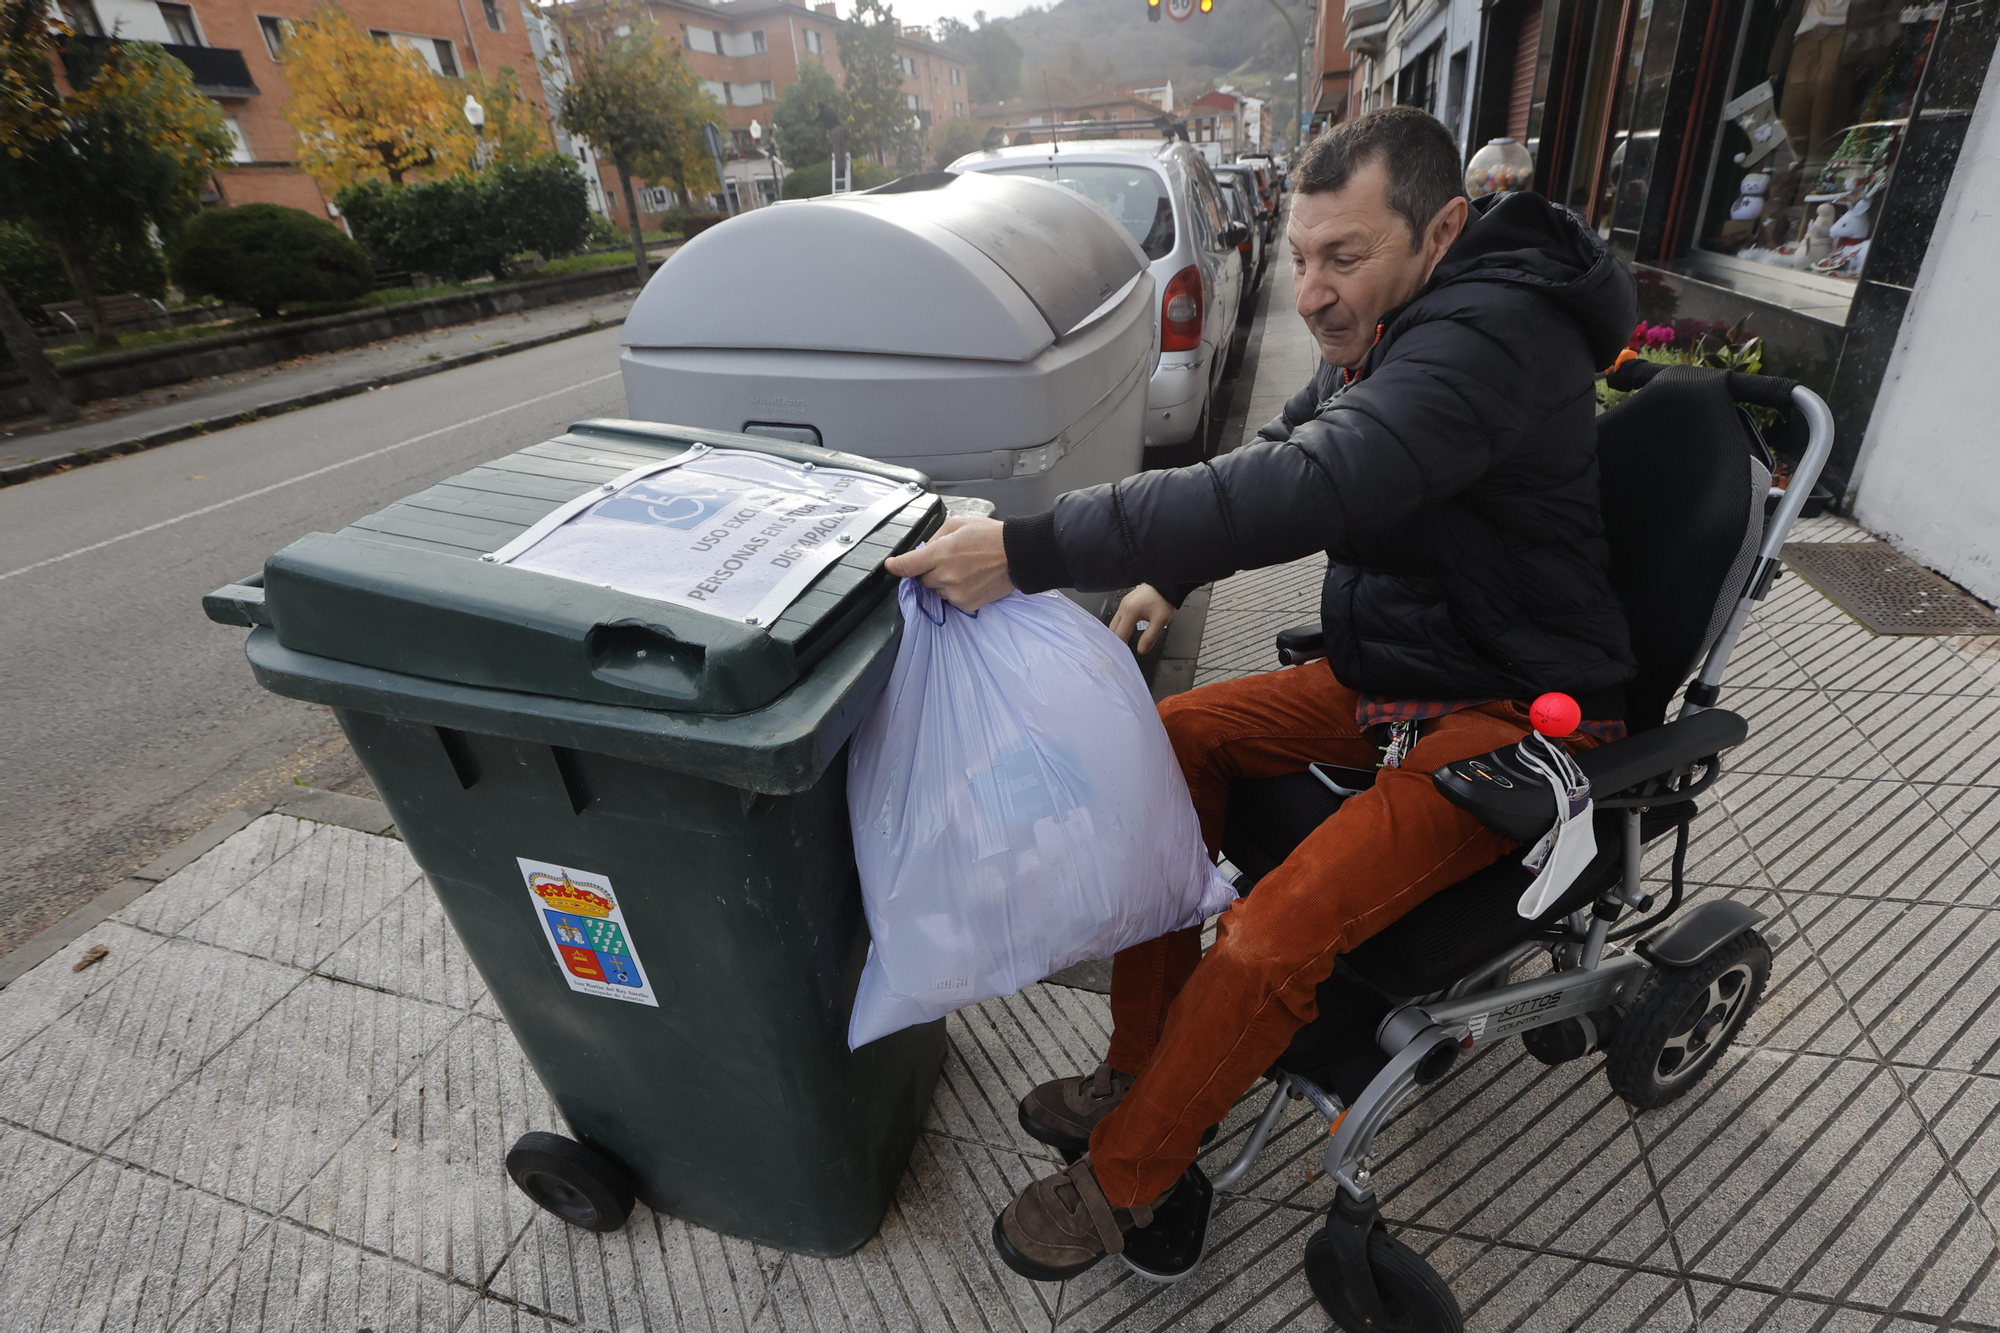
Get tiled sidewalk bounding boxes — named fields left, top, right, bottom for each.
left=0, top=511, right=1996, bottom=1332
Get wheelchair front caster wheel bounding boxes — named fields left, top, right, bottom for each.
left=1606, top=930, right=1770, bottom=1110
left=506, top=1131, right=636, bottom=1232
left=1305, top=1220, right=1462, bottom=1333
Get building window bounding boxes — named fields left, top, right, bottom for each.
left=257, top=14, right=285, bottom=58
left=955, top=100, right=964, bottom=116
left=702, top=78, right=728, bottom=104
left=1687, top=0, right=1946, bottom=313
left=482, top=0, right=503, bottom=32
left=432, top=38, right=459, bottom=78
left=223, top=115, right=252, bottom=163
left=684, top=25, right=718, bottom=54
left=157, top=3, right=201, bottom=45
left=752, top=29, right=766, bottom=52
left=59, top=1, right=103, bottom=36
left=906, top=92, right=919, bottom=110
left=804, top=28, right=822, bottom=54
left=898, top=54, right=916, bottom=76
left=760, top=79, right=774, bottom=102
left=950, top=66, right=960, bottom=85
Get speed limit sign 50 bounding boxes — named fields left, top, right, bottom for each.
left=1167, top=0, right=1194, bottom=20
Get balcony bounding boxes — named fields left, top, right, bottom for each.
left=164, top=43, right=258, bottom=98
left=59, top=35, right=257, bottom=98
left=1344, top=0, right=1392, bottom=56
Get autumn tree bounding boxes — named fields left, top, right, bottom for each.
left=281, top=4, right=473, bottom=188
left=838, top=0, right=916, bottom=165
left=547, top=4, right=719, bottom=283
left=0, top=0, right=229, bottom=406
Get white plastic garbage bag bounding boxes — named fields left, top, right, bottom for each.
left=846, top=580, right=1237, bottom=1048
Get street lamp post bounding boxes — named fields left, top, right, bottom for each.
left=463, top=93, right=487, bottom=166
left=1260, top=0, right=1307, bottom=154
left=748, top=119, right=781, bottom=207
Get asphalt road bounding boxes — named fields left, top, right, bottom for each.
left=0, top=243, right=1284, bottom=959
left=0, top=328, right=629, bottom=954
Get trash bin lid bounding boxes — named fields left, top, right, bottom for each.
left=622, top=171, right=1147, bottom=363
left=254, top=420, right=941, bottom=716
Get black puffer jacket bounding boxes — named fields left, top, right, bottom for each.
left=1003, top=191, right=1640, bottom=710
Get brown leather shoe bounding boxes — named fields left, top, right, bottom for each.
left=1018, top=1062, right=1133, bottom=1160
left=1018, top=1063, right=1220, bottom=1163
left=992, top=1156, right=1158, bottom=1281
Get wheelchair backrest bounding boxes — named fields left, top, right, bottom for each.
left=1596, top=366, right=1770, bottom=731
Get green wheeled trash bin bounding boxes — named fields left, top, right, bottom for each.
left=203, top=419, right=947, bottom=1256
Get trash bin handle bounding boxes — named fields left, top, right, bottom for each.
left=203, top=572, right=271, bottom=628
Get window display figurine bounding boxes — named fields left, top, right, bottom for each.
left=1828, top=194, right=1872, bottom=241
left=1730, top=172, right=1772, bottom=221
left=1804, top=202, right=1838, bottom=264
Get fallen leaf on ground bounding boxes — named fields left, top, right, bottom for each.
left=73, top=945, right=109, bottom=972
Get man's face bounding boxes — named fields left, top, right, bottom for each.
left=1289, top=160, right=1464, bottom=370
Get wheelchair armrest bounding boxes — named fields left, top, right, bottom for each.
left=1276, top=623, right=1326, bottom=665
left=1575, top=708, right=1747, bottom=796
left=1432, top=709, right=1748, bottom=842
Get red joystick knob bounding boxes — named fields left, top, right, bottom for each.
left=1529, top=692, right=1581, bottom=737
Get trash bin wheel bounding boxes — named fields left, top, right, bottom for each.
left=506, top=1131, right=637, bottom=1233
left=1304, top=1219, right=1462, bottom=1333
left=1605, top=930, right=1770, bottom=1111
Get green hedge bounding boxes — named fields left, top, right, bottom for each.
left=337, top=155, right=593, bottom=284
left=169, top=204, right=373, bottom=319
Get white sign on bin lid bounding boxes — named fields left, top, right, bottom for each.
left=484, top=446, right=916, bottom=626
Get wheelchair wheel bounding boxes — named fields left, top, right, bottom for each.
left=1606, top=930, right=1769, bottom=1111
left=1305, top=1221, right=1462, bottom=1333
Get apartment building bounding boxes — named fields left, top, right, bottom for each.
left=58, top=0, right=565, bottom=219
left=599, top=0, right=969, bottom=210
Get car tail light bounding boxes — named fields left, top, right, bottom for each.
left=1161, top=265, right=1202, bottom=352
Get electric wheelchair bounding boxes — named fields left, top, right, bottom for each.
left=1145, top=362, right=1833, bottom=1330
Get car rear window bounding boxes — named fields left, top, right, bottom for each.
left=983, top=163, right=1176, bottom=261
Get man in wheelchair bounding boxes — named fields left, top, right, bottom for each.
left=889, top=105, right=1827, bottom=1327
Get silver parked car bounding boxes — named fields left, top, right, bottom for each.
left=950, top=139, right=1249, bottom=464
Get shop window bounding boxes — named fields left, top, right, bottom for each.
left=1589, top=0, right=1655, bottom=234
left=1690, top=0, right=1944, bottom=313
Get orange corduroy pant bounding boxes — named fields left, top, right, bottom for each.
left=1087, top=660, right=1600, bottom=1207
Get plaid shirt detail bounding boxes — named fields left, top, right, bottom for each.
left=1354, top=695, right=1628, bottom=744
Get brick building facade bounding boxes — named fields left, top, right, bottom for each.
left=60, top=0, right=562, bottom=220
left=571, top=0, right=970, bottom=212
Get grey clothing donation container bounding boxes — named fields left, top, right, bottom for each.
left=619, top=170, right=1156, bottom=519
left=202, top=419, right=948, bottom=1257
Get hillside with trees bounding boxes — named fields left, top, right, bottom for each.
left=945, top=0, right=1312, bottom=140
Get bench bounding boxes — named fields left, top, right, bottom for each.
left=41, top=293, right=170, bottom=338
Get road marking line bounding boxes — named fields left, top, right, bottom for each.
left=0, top=373, right=619, bottom=584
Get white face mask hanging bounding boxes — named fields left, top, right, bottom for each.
left=1514, top=731, right=1597, bottom=919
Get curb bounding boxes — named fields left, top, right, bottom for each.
left=1, top=313, right=625, bottom=489
left=0, top=788, right=399, bottom=990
